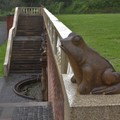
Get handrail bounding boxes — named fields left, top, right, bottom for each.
left=4, top=7, right=20, bottom=76
left=42, top=8, right=72, bottom=74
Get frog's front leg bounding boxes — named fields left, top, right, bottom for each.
left=78, top=64, right=93, bottom=94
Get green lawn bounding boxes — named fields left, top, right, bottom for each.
left=0, top=14, right=120, bottom=76
left=57, top=14, right=120, bottom=71
left=0, top=42, right=6, bottom=76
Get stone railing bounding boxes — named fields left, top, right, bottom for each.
left=4, top=7, right=20, bottom=76
left=19, top=7, right=41, bottom=15
left=42, top=8, right=73, bottom=120
left=42, top=8, right=120, bottom=120
left=42, top=8, right=72, bottom=74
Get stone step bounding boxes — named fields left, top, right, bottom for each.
left=14, top=36, right=44, bottom=41
left=16, top=15, right=43, bottom=36
left=10, top=35, right=46, bottom=73
left=10, top=70, right=42, bottom=73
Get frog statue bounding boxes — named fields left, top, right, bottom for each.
left=60, top=33, right=120, bottom=95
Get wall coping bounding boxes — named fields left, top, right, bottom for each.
left=62, top=74, right=120, bottom=120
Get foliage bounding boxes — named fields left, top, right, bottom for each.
left=60, top=0, right=120, bottom=14
left=21, top=0, right=40, bottom=7
left=86, top=0, right=120, bottom=13
left=57, top=14, right=120, bottom=71
left=67, top=0, right=120, bottom=14
left=0, top=0, right=24, bottom=10
left=46, top=2, right=64, bottom=14
left=0, top=0, right=120, bottom=14
left=0, top=41, right=6, bottom=76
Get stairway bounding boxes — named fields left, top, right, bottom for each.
left=16, top=15, right=43, bottom=36
left=10, top=15, right=45, bottom=73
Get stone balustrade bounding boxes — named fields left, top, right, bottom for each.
left=4, top=7, right=20, bottom=76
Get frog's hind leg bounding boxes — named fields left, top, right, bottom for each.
left=91, top=68, right=120, bottom=94
left=91, top=83, right=120, bottom=94
left=102, top=68, right=120, bottom=85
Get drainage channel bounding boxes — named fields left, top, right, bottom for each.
left=13, top=34, right=48, bottom=102
left=13, top=75, right=43, bottom=101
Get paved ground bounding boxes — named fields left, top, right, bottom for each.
left=0, top=21, right=53, bottom=120
left=0, top=21, right=7, bottom=45
left=0, top=74, right=53, bottom=120
left=0, top=103, right=53, bottom=120
left=0, top=74, right=34, bottom=103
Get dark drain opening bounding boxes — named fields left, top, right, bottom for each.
left=13, top=74, right=48, bottom=101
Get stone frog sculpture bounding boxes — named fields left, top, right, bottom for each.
left=60, top=33, right=120, bottom=95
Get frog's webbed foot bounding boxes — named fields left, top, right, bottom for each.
left=91, top=83, right=120, bottom=95
left=71, top=75, right=76, bottom=83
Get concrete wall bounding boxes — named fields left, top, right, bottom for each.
left=47, top=37, right=64, bottom=120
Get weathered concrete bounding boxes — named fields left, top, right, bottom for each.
left=62, top=74, right=120, bottom=120
left=0, top=74, right=34, bottom=103
left=0, top=103, right=53, bottom=120
left=0, top=74, right=53, bottom=120
left=0, top=21, right=7, bottom=45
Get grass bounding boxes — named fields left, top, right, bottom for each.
left=0, top=41, right=6, bottom=76
left=0, top=11, right=8, bottom=16
left=57, top=14, right=120, bottom=71
left=0, top=14, right=120, bottom=76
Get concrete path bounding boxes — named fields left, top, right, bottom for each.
left=0, top=74, right=53, bottom=120
left=0, top=21, right=7, bottom=46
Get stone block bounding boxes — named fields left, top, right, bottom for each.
left=62, top=74, right=120, bottom=120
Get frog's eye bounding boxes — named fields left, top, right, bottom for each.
left=72, top=35, right=81, bottom=46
